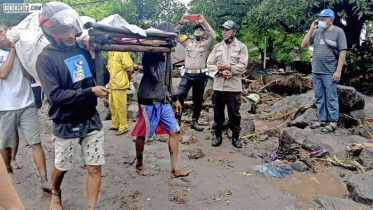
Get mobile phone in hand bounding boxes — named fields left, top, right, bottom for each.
left=186, top=15, right=198, bottom=22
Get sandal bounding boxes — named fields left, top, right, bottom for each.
left=109, top=127, right=119, bottom=131
left=321, top=124, right=336, bottom=133
left=310, top=122, right=326, bottom=129
left=115, top=130, right=129, bottom=136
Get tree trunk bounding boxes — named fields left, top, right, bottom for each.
left=345, top=16, right=365, bottom=49
left=333, top=1, right=366, bottom=49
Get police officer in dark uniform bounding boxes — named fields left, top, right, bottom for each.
left=176, top=13, right=216, bottom=131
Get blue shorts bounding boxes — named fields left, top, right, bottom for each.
left=131, top=103, right=179, bottom=138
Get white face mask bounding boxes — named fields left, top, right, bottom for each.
left=318, top=21, right=328, bottom=30
left=194, top=33, right=203, bottom=41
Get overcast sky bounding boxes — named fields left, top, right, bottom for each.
left=177, top=0, right=191, bottom=5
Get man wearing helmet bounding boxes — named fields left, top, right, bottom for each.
left=131, top=22, right=192, bottom=179
left=175, top=13, right=216, bottom=131
left=207, top=20, right=249, bottom=149
left=36, top=2, right=110, bottom=210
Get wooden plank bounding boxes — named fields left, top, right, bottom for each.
left=90, top=44, right=175, bottom=53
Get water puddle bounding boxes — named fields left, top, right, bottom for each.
left=274, top=168, right=347, bottom=197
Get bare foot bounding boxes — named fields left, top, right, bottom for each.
left=11, top=160, right=23, bottom=170
left=49, top=191, right=62, bottom=210
left=41, top=181, right=53, bottom=192
left=136, top=165, right=154, bottom=176
left=171, top=169, right=192, bottom=179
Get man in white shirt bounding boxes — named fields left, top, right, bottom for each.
left=0, top=23, right=51, bottom=190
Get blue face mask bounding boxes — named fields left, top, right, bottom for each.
left=318, top=21, right=328, bottom=30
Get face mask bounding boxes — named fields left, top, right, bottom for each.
left=225, top=35, right=235, bottom=44
left=318, top=21, right=328, bottom=30
left=194, top=34, right=203, bottom=41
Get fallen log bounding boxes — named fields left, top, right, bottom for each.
left=240, top=134, right=256, bottom=140
left=270, top=109, right=299, bottom=121
left=262, top=73, right=312, bottom=95
left=259, top=79, right=280, bottom=91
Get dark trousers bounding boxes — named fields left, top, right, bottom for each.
left=32, top=86, right=44, bottom=109
left=212, top=91, right=242, bottom=133
left=176, top=73, right=208, bottom=120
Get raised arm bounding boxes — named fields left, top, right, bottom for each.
left=0, top=38, right=19, bottom=79
left=197, top=14, right=216, bottom=50
left=301, top=19, right=318, bottom=48
left=176, top=14, right=191, bottom=48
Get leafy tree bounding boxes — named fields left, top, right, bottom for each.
left=188, top=0, right=259, bottom=29
left=244, top=0, right=373, bottom=71
left=246, top=0, right=373, bottom=49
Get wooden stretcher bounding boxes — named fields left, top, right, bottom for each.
left=83, top=22, right=177, bottom=86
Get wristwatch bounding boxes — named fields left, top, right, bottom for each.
left=178, top=22, right=183, bottom=26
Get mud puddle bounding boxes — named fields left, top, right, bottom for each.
left=274, top=167, right=347, bottom=197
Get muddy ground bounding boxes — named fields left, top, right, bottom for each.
left=11, top=105, right=356, bottom=210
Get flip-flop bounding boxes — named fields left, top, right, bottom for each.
left=115, top=130, right=129, bottom=136
left=109, top=127, right=119, bottom=131
left=321, top=124, right=336, bottom=133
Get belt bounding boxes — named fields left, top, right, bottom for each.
left=185, top=68, right=207, bottom=74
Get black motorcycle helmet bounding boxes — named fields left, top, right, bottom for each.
left=39, top=2, right=83, bottom=47
left=156, top=21, right=177, bottom=33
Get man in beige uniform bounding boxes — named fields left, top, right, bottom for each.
left=176, top=14, right=216, bottom=131
left=207, top=20, right=248, bottom=148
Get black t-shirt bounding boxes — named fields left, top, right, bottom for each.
left=36, top=44, right=102, bottom=138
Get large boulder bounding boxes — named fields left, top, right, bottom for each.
left=314, top=195, right=371, bottom=210
left=279, top=127, right=369, bottom=156
left=127, top=82, right=137, bottom=101
left=127, top=104, right=139, bottom=119
left=227, top=113, right=255, bottom=138
left=132, top=74, right=143, bottom=93
left=347, top=170, right=373, bottom=205
left=171, top=78, right=182, bottom=93
left=350, top=109, right=366, bottom=121
left=361, top=94, right=373, bottom=116
left=291, top=108, right=319, bottom=129
left=171, top=78, right=192, bottom=100
left=337, top=85, right=365, bottom=113
left=269, top=91, right=315, bottom=116
left=240, top=102, right=252, bottom=114
left=359, top=148, right=373, bottom=170
left=270, top=86, right=366, bottom=116
left=351, top=127, right=373, bottom=140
